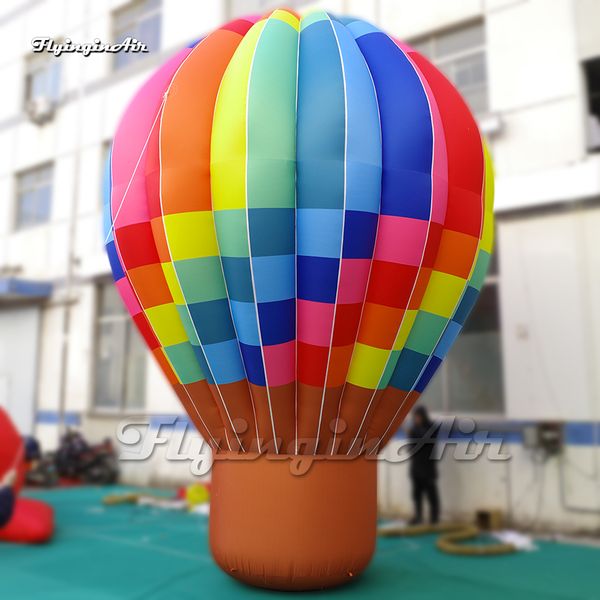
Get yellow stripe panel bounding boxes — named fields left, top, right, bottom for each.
left=480, top=141, right=495, bottom=254
left=145, top=304, right=188, bottom=347
left=419, top=271, right=467, bottom=318
left=161, top=262, right=185, bottom=304
left=163, top=212, right=219, bottom=260
left=347, top=343, right=390, bottom=388
left=270, top=9, right=300, bottom=31
left=211, top=20, right=266, bottom=211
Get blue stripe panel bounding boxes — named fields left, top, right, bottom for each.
left=342, top=210, right=378, bottom=258
left=257, top=298, right=295, bottom=345
left=389, top=348, right=429, bottom=391
left=202, top=339, right=247, bottom=384
left=353, top=27, right=433, bottom=220
left=433, top=320, right=462, bottom=359
left=297, top=208, right=343, bottom=258
left=187, top=299, right=236, bottom=344
left=332, top=19, right=382, bottom=215
left=343, top=18, right=379, bottom=38
left=106, top=241, right=125, bottom=281
left=239, top=342, right=266, bottom=386
left=248, top=208, right=294, bottom=256
left=192, top=345, right=214, bottom=385
left=252, top=255, right=295, bottom=303
left=221, top=257, right=253, bottom=302
left=415, top=355, right=442, bottom=393
left=297, top=255, right=339, bottom=303
left=229, top=300, right=260, bottom=346
left=297, top=17, right=345, bottom=211
left=454, top=286, right=480, bottom=325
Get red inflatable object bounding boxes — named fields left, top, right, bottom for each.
left=0, top=408, right=26, bottom=492
left=0, top=498, right=54, bottom=544
left=0, top=408, right=54, bottom=544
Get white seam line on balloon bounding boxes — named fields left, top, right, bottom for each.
left=331, top=22, right=383, bottom=455
left=107, top=103, right=221, bottom=451
left=104, top=96, right=166, bottom=245
left=210, top=36, right=262, bottom=454
left=158, top=42, right=243, bottom=453
left=245, top=16, right=280, bottom=453
left=346, top=38, right=435, bottom=455
left=313, top=13, right=348, bottom=456
left=370, top=131, right=488, bottom=455
left=293, top=17, right=301, bottom=456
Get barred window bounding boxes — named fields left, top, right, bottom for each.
left=24, top=52, right=60, bottom=105
left=15, top=164, right=53, bottom=230
left=412, top=21, right=488, bottom=115
left=113, top=0, right=161, bottom=70
left=421, top=247, right=504, bottom=415
left=94, top=282, right=147, bottom=411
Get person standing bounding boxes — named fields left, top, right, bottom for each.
left=407, top=405, right=440, bottom=525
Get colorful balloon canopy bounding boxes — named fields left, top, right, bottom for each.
left=104, top=9, right=494, bottom=456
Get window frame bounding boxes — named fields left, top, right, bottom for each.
left=420, top=271, right=505, bottom=419
left=23, top=49, right=61, bottom=107
left=112, top=0, right=162, bottom=71
left=410, top=20, right=489, bottom=116
left=92, top=280, right=148, bottom=415
left=14, top=162, right=54, bottom=231
left=583, top=57, right=600, bottom=153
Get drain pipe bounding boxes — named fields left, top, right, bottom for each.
left=56, top=0, right=89, bottom=437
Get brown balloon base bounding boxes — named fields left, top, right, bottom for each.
left=209, top=452, right=378, bottom=591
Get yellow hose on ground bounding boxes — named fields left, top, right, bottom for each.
left=378, top=522, right=516, bottom=556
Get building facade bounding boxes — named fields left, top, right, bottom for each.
left=0, top=0, right=599, bottom=530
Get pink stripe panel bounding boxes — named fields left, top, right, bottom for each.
left=297, top=300, right=335, bottom=347
left=336, top=259, right=371, bottom=304
left=111, top=48, right=191, bottom=229
left=263, top=341, right=295, bottom=386
left=374, top=216, right=428, bottom=265
left=116, top=277, right=142, bottom=316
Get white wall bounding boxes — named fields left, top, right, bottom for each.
left=379, top=439, right=600, bottom=532
left=498, top=206, right=600, bottom=422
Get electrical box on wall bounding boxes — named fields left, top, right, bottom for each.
left=522, top=422, right=564, bottom=455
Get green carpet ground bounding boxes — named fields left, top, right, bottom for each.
left=0, top=486, right=596, bottom=599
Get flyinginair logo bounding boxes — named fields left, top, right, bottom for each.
left=31, top=37, right=148, bottom=57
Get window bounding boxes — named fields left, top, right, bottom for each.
left=113, top=0, right=161, bottom=70
left=229, top=0, right=312, bottom=18
left=412, top=21, right=488, bottom=115
left=584, top=58, right=600, bottom=152
left=24, top=52, right=60, bottom=106
left=421, top=252, right=504, bottom=415
left=94, top=282, right=147, bottom=411
left=15, top=164, right=53, bottom=230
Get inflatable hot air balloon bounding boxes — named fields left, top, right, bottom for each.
left=104, top=9, right=494, bottom=591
